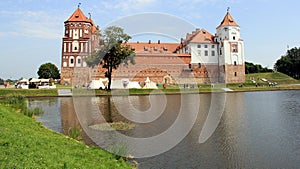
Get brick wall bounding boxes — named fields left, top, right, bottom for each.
left=225, top=64, right=246, bottom=83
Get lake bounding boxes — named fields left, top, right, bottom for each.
left=28, top=90, right=300, bottom=168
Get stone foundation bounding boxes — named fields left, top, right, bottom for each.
left=224, top=64, right=246, bottom=83
left=61, top=55, right=244, bottom=86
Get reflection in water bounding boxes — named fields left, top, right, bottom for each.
left=72, top=94, right=199, bottom=158
left=29, top=98, right=61, bottom=132
left=31, top=90, right=300, bottom=168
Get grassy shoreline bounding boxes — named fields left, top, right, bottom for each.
left=0, top=104, right=133, bottom=168
left=0, top=85, right=299, bottom=98
left=0, top=73, right=299, bottom=97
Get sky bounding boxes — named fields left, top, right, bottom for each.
left=0, top=0, right=299, bottom=79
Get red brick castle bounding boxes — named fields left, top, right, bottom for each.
left=60, top=7, right=245, bottom=86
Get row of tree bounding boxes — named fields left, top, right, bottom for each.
left=0, top=78, right=17, bottom=85
left=245, top=62, right=273, bottom=74
left=274, top=47, right=300, bottom=79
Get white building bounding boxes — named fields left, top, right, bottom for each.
left=178, top=11, right=245, bottom=83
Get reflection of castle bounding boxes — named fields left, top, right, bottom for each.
left=61, top=7, right=245, bottom=85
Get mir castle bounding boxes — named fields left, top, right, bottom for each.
left=60, top=7, right=245, bottom=86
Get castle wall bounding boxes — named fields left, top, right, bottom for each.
left=60, top=9, right=246, bottom=86
left=225, top=64, right=246, bottom=83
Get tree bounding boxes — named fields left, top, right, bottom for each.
left=274, top=47, right=300, bottom=79
left=86, top=26, right=135, bottom=90
left=37, top=62, right=60, bottom=79
left=245, top=61, right=272, bottom=74
left=0, top=78, right=4, bottom=85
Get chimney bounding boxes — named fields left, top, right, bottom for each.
left=149, top=40, right=151, bottom=44
left=158, top=40, right=160, bottom=44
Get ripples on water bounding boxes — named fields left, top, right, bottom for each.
left=30, top=90, right=300, bottom=168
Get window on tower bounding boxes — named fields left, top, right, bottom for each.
left=70, top=58, right=74, bottom=64
left=233, top=36, right=236, bottom=40
left=232, top=44, right=238, bottom=53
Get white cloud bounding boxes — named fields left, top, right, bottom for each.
left=0, top=10, right=62, bottom=39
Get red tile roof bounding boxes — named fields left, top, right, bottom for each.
left=127, top=42, right=180, bottom=54
left=217, top=12, right=239, bottom=29
left=65, top=8, right=98, bottom=33
left=189, top=29, right=215, bottom=44
left=65, top=8, right=92, bottom=23
left=181, top=28, right=216, bottom=46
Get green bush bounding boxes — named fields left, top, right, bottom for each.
left=6, top=94, right=25, bottom=104
left=1, top=94, right=44, bottom=117
left=68, top=126, right=82, bottom=141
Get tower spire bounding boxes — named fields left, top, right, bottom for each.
left=78, top=2, right=81, bottom=8
left=227, top=7, right=230, bottom=13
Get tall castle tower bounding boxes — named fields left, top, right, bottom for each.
left=215, top=11, right=245, bottom=83
left=60, top=6, right=100, bottom=85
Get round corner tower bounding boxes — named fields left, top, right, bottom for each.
left=60, top=6, right=100, bottom=85
left=215, top=11, right=246, bottom=83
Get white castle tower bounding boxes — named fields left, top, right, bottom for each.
left=215, top=10, right=245, bottom=83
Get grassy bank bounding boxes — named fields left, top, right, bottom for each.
left=0, top=73, right=299, bottom=97
left=0, top=104, right=133, bottom=168
left=0, top=89, right=58, bottom=97
left=227, top=72, right=300, bottom=91
left=245, top=72, right=299, bottom=84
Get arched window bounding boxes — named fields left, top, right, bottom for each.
left=69, top=56, right=75, bottom=67
left=72, top=41, right=79, bottom=52
left=198, top=63, right=201, bottom=68
left=76, top=56, right=82, bottom=67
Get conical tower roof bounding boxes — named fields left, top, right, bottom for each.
left=65, top=7, right=91, bottom=23
left=217, top=12, right=239, bottom=29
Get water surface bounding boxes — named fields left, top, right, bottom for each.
left=29, top=90, right=300, bottom=168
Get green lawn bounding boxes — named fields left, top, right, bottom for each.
left=245, top=72, right=300, bottom=85
left=0, top=89, right=58, bottom=97
left=0, top=105, right=133, bottom=168
left=226, top=72, right=300, bottom=91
